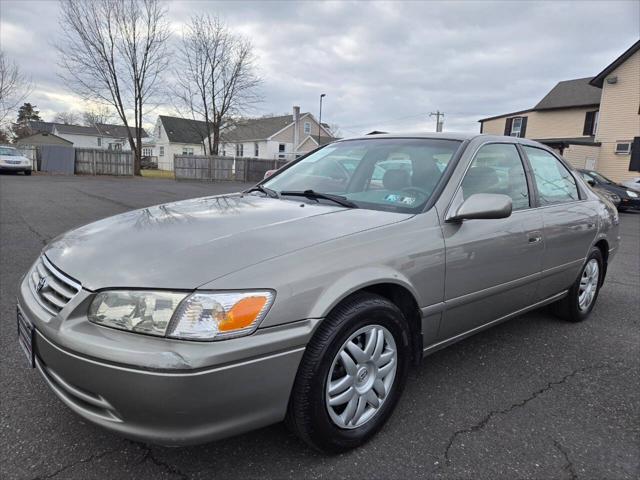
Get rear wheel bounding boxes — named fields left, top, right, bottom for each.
left=287, top=292, right=410, bottom=452
left=552, top=247, right=603, bottom=322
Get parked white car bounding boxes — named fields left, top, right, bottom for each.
left=621, top=176, right=640, bottom=193
left=0, top=146, right=32, bottom=175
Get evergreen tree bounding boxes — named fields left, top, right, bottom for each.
left=12, top=102, right=42, bottom=139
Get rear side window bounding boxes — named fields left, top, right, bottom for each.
left=461, top=143, right=530, bottom=211
left=523, top=146, right=579, bottom=205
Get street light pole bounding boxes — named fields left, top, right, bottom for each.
left=318, top=93, right=326, bottom=144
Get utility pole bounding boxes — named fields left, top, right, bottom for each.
left=430, top=111, right=444, bottom=132
left=318, top=93, right=326, bottom=144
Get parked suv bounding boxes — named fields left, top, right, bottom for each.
left=17, top=133, right=618, bottom=452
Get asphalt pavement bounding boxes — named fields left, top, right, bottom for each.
left=1, top=173, right=638, bottom=480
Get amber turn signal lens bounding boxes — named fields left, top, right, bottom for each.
left=219, top=296, right=268, bottom=332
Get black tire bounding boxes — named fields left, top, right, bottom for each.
left=286, top=292, right=411, bottom=452
left=552, top=247, right=604, bottom=322
left=24, top=170, right=32, bottom=176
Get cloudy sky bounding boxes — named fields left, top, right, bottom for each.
left=1, top=0, right=638, bottom=135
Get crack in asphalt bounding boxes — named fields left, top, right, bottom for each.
left=136, top=444, right=189, bottom=480
left=71, top=187, right=138, bottom=210
left=12, top=204, right=50, bottom=246
left=553, top=439, right=578, bottom=480
left=441, top=363, right=610, bottom=466
left=32, top=447, right=121, bottom=479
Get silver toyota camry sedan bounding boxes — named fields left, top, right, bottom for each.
left=17, top=133, right=620, bottom=452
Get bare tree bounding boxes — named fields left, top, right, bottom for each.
left=173, top=14, right=261, bottom=155
left=0, top=50, right=33, bottom=125
left=54, top=111, right=80, bottom=124
left=57, top=0, right=170, bottom=174
left=83, top=106, right=116, bottom=126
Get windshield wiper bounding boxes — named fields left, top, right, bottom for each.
left=244, top=185, right=279, bottom=198
left=280, top=189, right=358, bottom=208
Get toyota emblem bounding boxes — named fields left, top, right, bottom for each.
left=36, top=277, right=48, bottom=293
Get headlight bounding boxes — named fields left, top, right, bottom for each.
left=168, top=291, right=274, bottom=340
left=88, top=290, right=274, bottom=341
left=89, top=291, right=187, bottom=336
left=626, top=190, right=638, bottom=198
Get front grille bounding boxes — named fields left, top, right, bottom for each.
left=28, top=256, right=81, bottom=315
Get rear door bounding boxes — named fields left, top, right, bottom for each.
left=521, top=146, right=598, bottom=299
left=439, top=142, right=544, bottom=339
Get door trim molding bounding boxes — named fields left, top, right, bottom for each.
left=421, top=290, right=568, bottom=356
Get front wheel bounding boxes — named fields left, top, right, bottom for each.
left=286, top=292, right=410, bottom=452
left=552, top=247, right=603, bottom=322
left=24, top=170, right=32, bottom=176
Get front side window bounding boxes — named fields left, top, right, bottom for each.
left=461, top=143, right=530, bottom=211
left=263, top=138, right=462, bottom=213
left=523, top=146, right=579, bottom=205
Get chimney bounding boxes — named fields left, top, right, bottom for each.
left=292, top=106, right=300, bottom=158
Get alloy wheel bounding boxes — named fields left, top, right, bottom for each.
left=578, top=258, right=599, bottom=311
left=325, top=325, right=397, bottom=429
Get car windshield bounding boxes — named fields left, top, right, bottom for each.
left=263, top=138, right=462, bottom=212
left=0, top=147, right=19, bottom=156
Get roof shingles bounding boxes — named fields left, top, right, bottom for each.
left=533, top=77, right=601, bottom=110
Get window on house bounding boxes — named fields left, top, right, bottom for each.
left=304, top=122, right=311, bottom=134
left=523, top=146, right=579, bottom=205
left=236, top=143, right=244, bottom=157
left=97, top=137, right=102, bottom=146
left=221, top=144, right=226, bottom=156
left=583, top=111, right=599, bottom=136
left=254, top=142, right=259, bottom=157
left=142, top=147, right=152, bottom=157
left=278, top=143, right=286, bottom=159
left=504, top=116, right=527, bottom=137
left=182, top=147, right=194, bottom=155
left=510, top=117, right=523, bottom=137
left=615, top=142, right=631, bottom=154
left=159, top=146, right=165, bottom=157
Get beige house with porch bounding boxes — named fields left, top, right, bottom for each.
left=479, top=40, right=640, bottom=182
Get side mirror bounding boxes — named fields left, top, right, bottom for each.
left=448, top=193, right=512, bottom=221
left=586, top=178, right=596, bottom=187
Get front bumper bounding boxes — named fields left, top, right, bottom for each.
left=0, top=163, right=31, bottom=171
left=18, top=274, right=318, bottom=446
left=619, top=196, right=640, bottom=210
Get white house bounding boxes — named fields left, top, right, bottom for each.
left=27, top=121, right=148, bottom=151
left=151, top=115, right=210, bottom=170
left=220, top=106, right=335, bottom=160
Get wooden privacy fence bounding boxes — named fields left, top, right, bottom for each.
left=174, top=155, right=288, bottom=182
left=75, top=148, right=133, bottom=176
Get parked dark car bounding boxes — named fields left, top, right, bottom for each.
left=140, top=156, right=158, bottom=170
left=578, top=169, right=640, bottom=211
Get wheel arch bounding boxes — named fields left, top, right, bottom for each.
left=308, top=270, right=423, bottom=366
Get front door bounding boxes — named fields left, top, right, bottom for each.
left=439, top=143, right=544, bottom=339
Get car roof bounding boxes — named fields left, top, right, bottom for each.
left=334, top=132, right=552, bottom=147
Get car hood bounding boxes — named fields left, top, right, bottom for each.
left=45, top=194, right=410, bottom=290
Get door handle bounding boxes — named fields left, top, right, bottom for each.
left=528, top=234, right=542, bottom=244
